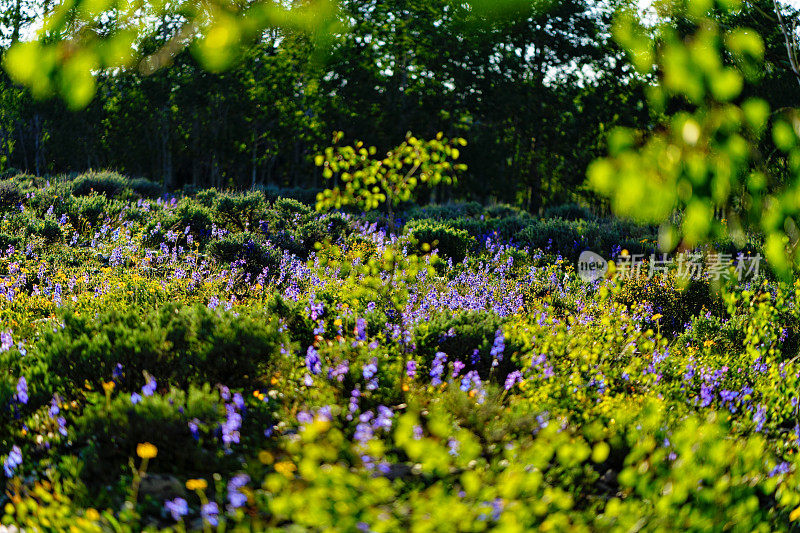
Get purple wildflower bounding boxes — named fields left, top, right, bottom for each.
left=4, top=445, right=22, bottom=477
left=142, top=376, right=157, bottom=397
left=406, top=360, right=417, bottom=379
left=430, top=352, right=447, bottom=386
left=15, top=377, right=27, bottom=405
left=165, top=498, right=188, bottom=521
left=504, top=371, right=522, bottom=391
left=201, top=502, right=219, bottom=527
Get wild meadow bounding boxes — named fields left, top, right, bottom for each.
left=4, top=0, right=800, bottom=530
left=0, top=171, right=796, bottom=531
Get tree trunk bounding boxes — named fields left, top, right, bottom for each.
left=33, top=113, right=43, bottom=176
left=251, top=128, right=258, bottom=188
left=10, top=0, right=22, bottom=44
left=191, top=112, right=200, bottom=188
left=159, top=106, right=173, bottom=188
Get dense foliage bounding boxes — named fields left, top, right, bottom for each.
left=0, top=0, right=643, bottom=209
left=0, top=173, right=796, bottom=530
left=5, top=0, right=800, bottom=530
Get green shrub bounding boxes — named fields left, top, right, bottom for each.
left=26, top=181, right=72, bottom=216
left=294, top=217, right=341, bottom=254
left=26, top=216, right=63, bottom=243
left=542, top=203, right=595, bottom=220
left=194, top=187, right=219, bottom=207
left=121, top=204, right=149, bottom=223
left=614, top=274, right=726, bottom=334
left=0, top=180, right=25, bottom=210
left=144, top=199, right=214, bottom=246
left=40, top=303, right=287, bottom=394
left=261, top=200, right=352, bottom=257
left=412, top=310, right=520, bottom=379
left=271, top=197, right=312, bottom=218
left=208, top=231, right=282, bottom=275
left=516, top=218, right=588, bottom=255
left=68, top=385, right=256, bottom=505
left=70, top=170, right=127, bottom=197
left=68, top=194, right=113, bottom=227
left=485, top=203, right=523, bottom=218
left=516, top=217, right=657, bottom=259
left=494, top=214, right=535, bottom=240
left=405, top=219, right=475, bottom=262
left=0, top=231, right=22, bottom=250
left=445, top=217, right=494, bottom=239
left=128, top=177, right=163, bottom=198
left=674, top=311, right=746, bottom=353
left=405, top=202, right=484, bottom=221
left=213, top=191, right=266, bottom=230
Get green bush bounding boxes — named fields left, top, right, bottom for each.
left=208, top=231, right=282, bottom=275
left=614, top=274, right=726, bottom=335
left=0, top=180, right=25, bottom=211
left=68, top=385, right=258, bottom=505
left=128, top=177, right=163, bottom=198
left=26, top=181, right=72, bottom=216
left=260, top=200, right=353, bottom=257
left=405, top=219, right=475, bottom=262
left=26, top=216, right=63, bottom=243
left=213, top=191, right=266, bottom=230
left=271, top=196, right=313, bottom=218
left=144, top=199, right=214, bottom=246
left=194, top=187, right=219, bottom=207
left=68, top=194, right=114, bottom=227
left=70, top=170, right=128, bottom=198
left=40, top=303, right=287, bottom=394
left=542, top=203, right=595, bottom=221
left=405, top=202, right=483, bottom=221
left=412, top=310, right=520, bottom=379
left=485, top=203, right=523, bottom=219
left=493, top=214, right=535, bottom=240
left=517, top=218, right=589, bottom=255
left=0, top=231, right=22, bottom=250
left=516, top=217, right=657, bottom=259
left=446, top=217, right=494, bottom=239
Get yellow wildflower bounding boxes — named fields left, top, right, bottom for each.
left=274, top=461, right=297, bottom=477
left=186, top=478, right=208, bottom=491
left=136, top=442, right=158, bottom=459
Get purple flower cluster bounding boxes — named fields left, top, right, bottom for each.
left=15, top=377, right=27, bottom=405
left=504, top=371, right=522, bottom=391
left=306, top=346, right=321, bottom=375
left=406, top=359, right=417, bottom=379
left=363, top=358, right=378, bottom=390
left=490, top=329, right=505, bottom=367
left=430, top=352, right=447, bottom=386
left=4, top=445, right=22, bottom=477
left=227, top=473, right=250, bottom=510
left=165, top=497, right=188, bottom=521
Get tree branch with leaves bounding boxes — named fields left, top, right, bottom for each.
left=315, top=132, right=467, bottom=230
